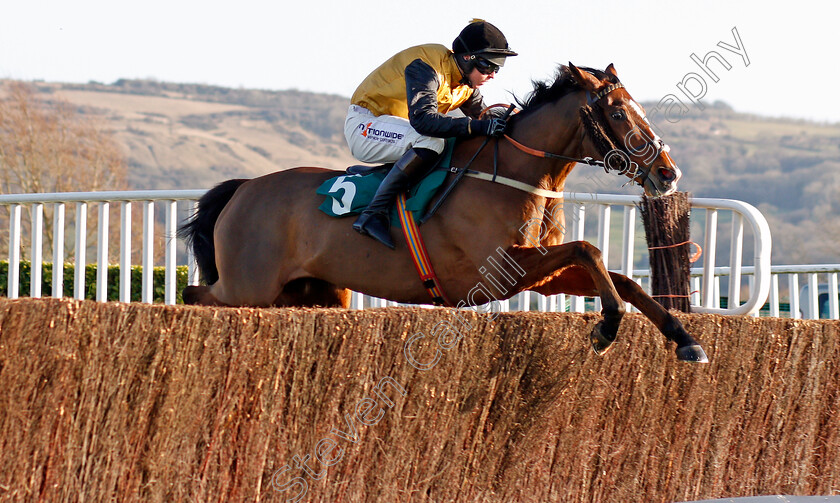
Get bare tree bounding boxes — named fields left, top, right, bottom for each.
left=0, top=81, right=126, bottom=194
left=0, top=80, right=127, bottom=260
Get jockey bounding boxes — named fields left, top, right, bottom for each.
left=344, top=19, right=518, bottom=249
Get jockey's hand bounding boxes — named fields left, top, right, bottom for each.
left=474, top=117, right=507, bottom=137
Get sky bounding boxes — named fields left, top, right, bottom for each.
left=1, top=0, right=839, bottom=124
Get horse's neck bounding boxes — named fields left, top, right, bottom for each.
left=501, top=100, right=585, bottom=246
left=505, top=101, right=584, bottom=191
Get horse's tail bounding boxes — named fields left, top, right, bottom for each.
left=178, top=178, right=248, bottom=284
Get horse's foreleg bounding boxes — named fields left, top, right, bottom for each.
left=607, top=272, right=708, bottom=362
left=505, top=242, right=625, bottom=355
left=527, top=266, right=708, bottom=363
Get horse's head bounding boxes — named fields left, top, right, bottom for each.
left=567, top=63, right=681, bottom=197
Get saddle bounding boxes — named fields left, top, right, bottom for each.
left=345, top=163, right=393, bottom=176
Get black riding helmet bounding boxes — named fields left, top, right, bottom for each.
left=453, top=19, right=518, bottom=73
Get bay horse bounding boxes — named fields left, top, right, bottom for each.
left=180, top=63, right=708, bottom=363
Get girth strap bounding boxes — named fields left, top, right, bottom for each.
left=396, top=193, right=452, bottom=306
left=461, top=170, right=566, bottom=199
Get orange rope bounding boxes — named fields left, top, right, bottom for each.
left=648, top=240, right=703, bottom=263
left=652, top=290, right=700, bottom=299
left=647, top=239, right=691, bottom=249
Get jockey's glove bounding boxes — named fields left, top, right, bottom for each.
left=474, top=117, right=507, bottom=137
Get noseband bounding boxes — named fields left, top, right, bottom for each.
left=579, top=82, right=665, bottom=186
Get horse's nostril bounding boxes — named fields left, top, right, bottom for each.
left=658, top=167, right=676, bottom=182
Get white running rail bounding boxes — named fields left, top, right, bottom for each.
left=0, top=190, right=204, bottom=304
left=761, top=264, right=840, bottom=320
left=563, top=192, right=773, bottom=316
left=1, top=190, right=774, bottom=315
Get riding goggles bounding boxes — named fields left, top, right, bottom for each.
left=473, top=57, right=501, bottom=75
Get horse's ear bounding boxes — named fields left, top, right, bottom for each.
left=568, top=62, right=601, bottom=92
left=605, top=63, right=618, bottom=78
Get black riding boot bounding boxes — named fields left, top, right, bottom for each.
left=352, top=148, right=438, bottom=249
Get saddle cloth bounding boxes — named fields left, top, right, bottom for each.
left=317, top=139, right=456, bottom=222
left=316, top=169, right=447, bottom=223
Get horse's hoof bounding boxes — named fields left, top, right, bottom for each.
left=590, top=321, right=616, bottom=355
left=675, top=344, right=709, bottom=363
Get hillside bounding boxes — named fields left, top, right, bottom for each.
left=20, top=79, right=356, bottom=190
left=6, top=79, right=840, bottom=265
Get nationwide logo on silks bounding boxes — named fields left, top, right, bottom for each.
left=357, top=122, right=407, bottom=145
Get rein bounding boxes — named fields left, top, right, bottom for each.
left=502, top=134, right=604, bottom=169
left=420, top=81, right=666, bottom=221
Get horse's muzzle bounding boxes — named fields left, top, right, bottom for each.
left=643, top=165, right=681, bottom=197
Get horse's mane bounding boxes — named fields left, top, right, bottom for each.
left=514, top=65, right=619, bottom=117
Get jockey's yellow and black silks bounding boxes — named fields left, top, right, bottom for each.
left=352, top=44, right=472, bottom=117
left=351, top=44, right=482, bottom=138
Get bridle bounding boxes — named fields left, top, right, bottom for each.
left=500, top=82, right=668, bottom=188
left=419, top=82, right=671, bottom=222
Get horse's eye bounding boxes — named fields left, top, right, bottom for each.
left=611, top=110, right=625, bottom=121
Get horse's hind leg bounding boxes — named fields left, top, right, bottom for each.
left=274, top=278, right=351, bottom=308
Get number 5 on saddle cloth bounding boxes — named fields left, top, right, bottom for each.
left=317, top=139, right=456, bottom=223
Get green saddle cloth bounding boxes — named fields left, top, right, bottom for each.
left=317, top=169, right=447, bottom=223
left=318, top=139, right=455, bottom=222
